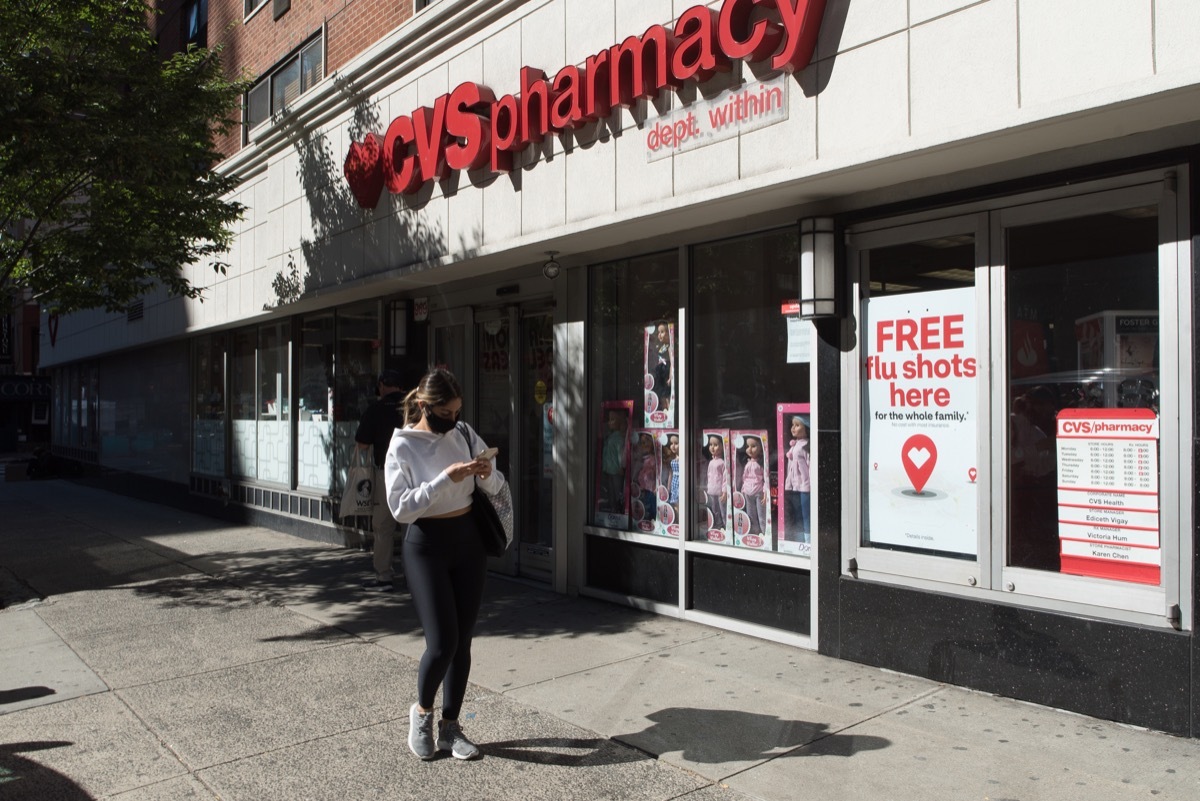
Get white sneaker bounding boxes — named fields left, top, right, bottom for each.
left=436, top=718, right=481, bottom=760
left=408, top=703, right=436, bottom=760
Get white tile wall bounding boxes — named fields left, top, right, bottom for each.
left=615, top=120, right=673, bottom=209
left=674, top=135, right=738, bottom=196
left=1019, top=0, right=1154, bottom=108
left=567, top=0, right=616, bottom=66
left=616, top=0, right=673, bottom=38
left=565, top=128, right=617, bottom=222
left=740, top=71, right=819, bottom=181
left=521, top=144, right=568, bottom=233
left=911, top=0, right=1018, bottom=138
left=1156, top=0, right=1200, bottom=77
left=816, top=0, right=908, bottom=60
left=523, top=0, right=566, bottom=73
left=816, top=32, right=909, bottom=162
left=911, top=0, right=984, bottom=26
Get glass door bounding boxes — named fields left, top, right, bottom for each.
left=517, top=307, right=555, bottom=578
left=430, top=307, right=473, bottom=380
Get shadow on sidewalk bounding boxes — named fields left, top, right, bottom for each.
left=614, top=708, right=892, bottom=763
left=0, top=741, right=94, bottom=801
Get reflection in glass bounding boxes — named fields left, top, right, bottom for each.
left=1006, top=207, right=1159, bottom=572
left=193, top=335, right=226, bottom=476
left=589, top=252, right=678, bottom=532
left=692, top=229, right=807, bottom=552
left=298, top=314, right=334, bottom=491
left=859, top=235, right=977, bottom=559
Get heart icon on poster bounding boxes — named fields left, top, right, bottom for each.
left=968, top=467, right=978, bottom=482
left=901, top=434, right=938, bottom=493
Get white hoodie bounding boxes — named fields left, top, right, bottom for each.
left=383, top=423, right=503, bottom=523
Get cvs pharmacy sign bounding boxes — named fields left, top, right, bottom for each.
left=344, top=0, right=827, bottom=207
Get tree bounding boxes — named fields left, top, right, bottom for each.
left=0, top=0, right=250, bottom=314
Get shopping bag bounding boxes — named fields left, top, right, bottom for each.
left=339, top=449, right=377, bottom=519
left=457, top=424, right=514, bottom=556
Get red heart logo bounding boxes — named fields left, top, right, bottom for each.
left=343, top=133, right=384, bottom=209
left=901, top=434, right=938, bottom=493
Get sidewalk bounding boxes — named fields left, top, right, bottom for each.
left=0, top=479, right=1196, bottom=801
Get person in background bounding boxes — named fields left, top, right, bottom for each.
left=354, top=369, right=405, bottom=591
left=385, top=368, right=501, bottom=761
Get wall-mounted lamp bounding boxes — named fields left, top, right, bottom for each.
left=542, top=250, right=562, bottom=280
left=799, top=217, right=837, bottom=319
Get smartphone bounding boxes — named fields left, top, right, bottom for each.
left=476, top=446, right=499, bottom=461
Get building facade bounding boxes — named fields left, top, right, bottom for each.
left=42, top=0, right=1200, bottom=736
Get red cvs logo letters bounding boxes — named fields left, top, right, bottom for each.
left=344, top=0, right=828, bottom=206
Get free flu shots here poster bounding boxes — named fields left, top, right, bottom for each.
left=864, top=287, right=979, bottom=556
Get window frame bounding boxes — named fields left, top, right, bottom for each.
left=843, top=168, right=1192, bottom=630
left=244, top=34, right=324, bottom=141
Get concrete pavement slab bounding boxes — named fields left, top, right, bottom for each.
left=0, top=692, right=188, bottom=799
left=505, top=629, right=940, bottom=780
left=0, top=610, right=108, bottom=714
left=48, top=597, right=353, bottom=689
left=725, top=685, right=1199, bottom=801
left=116, top=642, right=418, bottom=769
left=466, top=597, right=722, bottom=691
left=197, top=692, right=711, bottom=801
left=108, top=775, right=220, bottom=800
left=12, top=539, right=197, bottom=597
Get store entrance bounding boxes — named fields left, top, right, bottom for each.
left=432, top=303, right=555, bottom=582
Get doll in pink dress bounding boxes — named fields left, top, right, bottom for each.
left=784, top=416, right=811, bottom=542
left=740, top=435, right=767, bottom=536
left=704, top=434, right=728, bottom=529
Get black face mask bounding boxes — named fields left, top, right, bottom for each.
left=424, top=406, right=457, bottom=434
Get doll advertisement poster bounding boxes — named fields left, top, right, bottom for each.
left=698, top=429, right=732, bottom=544
left=776, top=403, right=812, bottom=556
left=594, top=400, right=633, bottom=529
left=643, top=321, right=676, bottom=428
left=630, top=429, right=661, bottom=533
left=655, top=430, right=681, bottom=537
left=731, top=430, right=772, bottom=550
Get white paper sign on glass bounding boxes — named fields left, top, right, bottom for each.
left=863, top=287, right=979, bottom=557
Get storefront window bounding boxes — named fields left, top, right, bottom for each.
left=849, top=171, right=1186, bottom=622
left=99, top=344, right=189, bottom=483
left=298, top=313, right=334, bottom=491
left=692, top=228, right=811, bottom=555
left=335, top=302, right=380, bottom=488
left=230, top=328, right=257, bottom=478
left=860, top=234, right=978, bottom=560
left=589, top=251, right=678, bottom=533
left=1006, top=206, right=1160, bottom=582
left=193, top=335, right=226, bottom=476
left=257, top=321, right=291, bottom=485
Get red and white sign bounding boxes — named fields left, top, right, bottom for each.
left=864, top=287, right=979, bottom=556
left=1056, top=408, right=1160, bottom=584
left=343, top=0, right=828, bottom=206
left=646, top=75, right=788, bottom=161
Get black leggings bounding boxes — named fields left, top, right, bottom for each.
left=402, top=513, right=488, bottom=720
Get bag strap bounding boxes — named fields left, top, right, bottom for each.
left=456, top=422, right=476, bottom=457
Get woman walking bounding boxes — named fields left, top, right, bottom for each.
left=384, top=367, right=501, bottom=760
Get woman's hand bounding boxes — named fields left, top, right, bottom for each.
left=445, top=460, right=489, bottom=483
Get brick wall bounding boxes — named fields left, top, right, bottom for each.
left=154, top=0, right=415, bottom=159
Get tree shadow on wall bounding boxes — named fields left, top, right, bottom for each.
left=265, top=75, right=474, bottom=311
